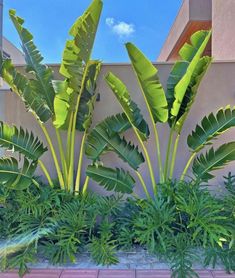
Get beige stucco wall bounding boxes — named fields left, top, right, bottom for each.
left=212, top=0, right=235, bottom=61
left=2, top=61, right=235, bottom=196
left=2, top=38, right=25, bottom=64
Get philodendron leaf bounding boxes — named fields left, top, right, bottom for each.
left=167, top=30, right=211, bottom=125
left=0, top=157, right=37, bottom=189
left=174, top=56, right=212, bottom=133
left=9, top=9, right=55, bottom=113
left=192, top=142, right=235, bottom=182
left=85, top=113, right=131, bottom=160
left=86, top=165, right=135, bottom=194
left=126, top=42, right=168, bottom=123
left=86, top=116, right=144, bottom=170
left=0, top=122, right=47, bottom=161
left=105, top=72, right=149, bottom=140
left=1, top=57, right=52, bottom=122
left=188, top=106, right=235, bottom=152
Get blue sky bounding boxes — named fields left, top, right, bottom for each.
left=3, top=0, right=182, bottom=63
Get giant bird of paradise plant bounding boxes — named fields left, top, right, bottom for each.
left=85, top=30, right=235, bottom=199
left=0, top=0, right=103, bottom=194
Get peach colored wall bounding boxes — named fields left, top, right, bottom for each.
left=212, top=0, right=235, bottom=61
left=2, top=62, right=235, bottom=196
left=157, top=0, right=212, bottom=62
left=157, top=0, right=189, bottom=61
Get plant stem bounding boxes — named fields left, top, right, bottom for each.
left=164, top=128, right=174, bottom=181
left=39, top=122, right=65, bottom=189
left=55, top=129, right=68, bottom=183
left=133, top=127, right=157, bottom=197
left=169, top=134, right=180, bottom=179
left=75, top=131, right=87, bottom=194
left=82, top=176, right=90, bottom=194
left=153, top=125, right=164, bottom=183
left=134, top=74, right=163, bottom=183
left=180, top=152, right=196, bottom=181
left=66, top=112, right=74, bottom=163
left=68, top=65, right=89, bottom=193
left=135, top=171, right=151, bottom=200
left=32, top=179, right=40, bottom=188
left=38, top=160, right=53, bottom=187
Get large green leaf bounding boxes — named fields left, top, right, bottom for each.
left=126, top=42, right=168, bottom=123
left=1, top=57, right=52, bottom=122
left=53, top=0, right=103, bottom=129
left=86, top=113, right=131, bottom=161
left=85, top=114, right=144, bottom=170
left=192, top=142, right=235, bottom=182
left=167, top=30, right=211, bottom=123
left=60, top=0, right=102, bottom=88
left=76, top=61, right=101, bottom=131
left=9, top=9, right=55, bottom=113
left=174, top=56, right=212, bottom=133
left=0, top=157, right=37, bottom=189
left=86, top=165, right=135, bottom=193
left=188, top=107, right=235, bottom=152
left=53, top=60, right=100, bottom=130
left=0, top=122, right=47, bottom=161
left=105, top=72, right=149, bottom=140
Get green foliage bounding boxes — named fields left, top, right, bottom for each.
left=9, top=9, right=55, bottom=114
left=0, top=57, right=52, bottom=122
left=0, top=122, right=47, bottom=161
left=86, top=165, right=135, bottom=194
left=204, top=246, right=235, bottom=273
left=88, top=221, right=118, bottom=266
left=192, top=142, right=235, bottom=183
left=188, top=106, right=235, bottom=152
left=169, top=234, right=199, bottom=278
left=0, top=157, right=38, bottom=189
left=167, top=31, right=211, bottom=127
left=133, top=198, right=175, bottom=253
left=125, top=42, right=168, bottom=123
left=85, top=113, right=131, bottom=161
left=105, top=72, right=149, bottom=140
left=1, top=0, right=103, bottom=193
left=176, top=189, right=230, bottom=247
left=224, top=172, right=235, bottom=195
left=88, top=28, right=224, bottom=197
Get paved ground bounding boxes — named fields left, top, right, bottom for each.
left=0, top=269, right=235, bottom=278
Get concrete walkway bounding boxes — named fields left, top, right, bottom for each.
left=0, top=269, right=235, bottom=278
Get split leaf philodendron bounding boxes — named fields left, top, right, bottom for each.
left=85, top=30, right=235, bottom=199
left=0, top=0, right=103, bottom=194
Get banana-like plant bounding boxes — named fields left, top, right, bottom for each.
left=0, top=0, right=103, bottom=193
left=85, top=30, right=235, bottom=199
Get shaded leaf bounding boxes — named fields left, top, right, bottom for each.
left=0, top=157, right=37, bottom=189
left=188, top=106, right=235, bottom=152
left=1, top=57, right=52, bottom=122
left=9, top=9, right=55, bottom=113
left=86, top=117, right=144, bottom=170
left=0, top=122, right=47, bottom=161
left=86, top=165, right=135, bottom=193
left=192, top=142, right=235, bottom=182
left=105, top=72, right=149, bottom=140
left=85, top=113, right=131, bottom=161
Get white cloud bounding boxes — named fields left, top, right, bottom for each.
left=105, top=17, right=135, bottom=38
left=106, top=17, right=114, bottom=27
